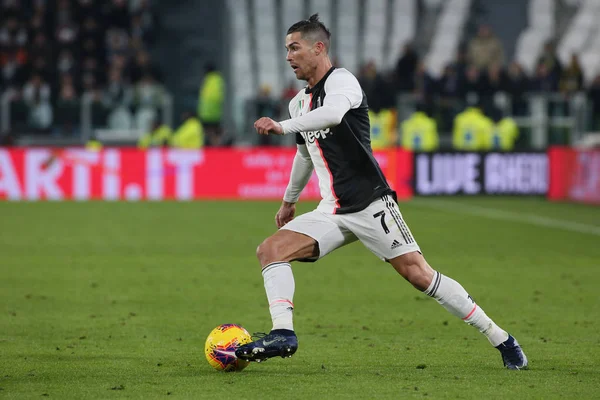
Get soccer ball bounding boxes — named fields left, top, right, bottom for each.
left=204, top=324, right=252, bottom=372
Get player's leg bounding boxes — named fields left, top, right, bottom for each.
left=388, top=251, right=527, bottom=369
left=255, top=229, right=318, bottom=334
left=236, top=210, right=356, bottom=362
left=342, top=195, right=527, bottom=369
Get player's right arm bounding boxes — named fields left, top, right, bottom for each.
left=278, top=69, right=363, bottom=135
left=276, top=143, right=313, bottom=228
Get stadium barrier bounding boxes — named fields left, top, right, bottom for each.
left=0, top=148, right=413, bottom=201
left=412, top=152, right=549, bottom=196
left=548, top=147, right=600, bottom=205
left=1, top=147, right=596, bottom=203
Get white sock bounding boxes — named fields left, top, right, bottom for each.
left=262, top=262, right=295, bottom=331
left=424, top=271, right=509, bottom=347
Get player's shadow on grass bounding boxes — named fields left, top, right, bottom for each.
left=197, top=367, right=326, bottom=377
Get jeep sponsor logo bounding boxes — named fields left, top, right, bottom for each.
left=300, top=128, right=333, bottom=143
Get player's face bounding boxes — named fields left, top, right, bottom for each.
left=285, top=32, right=318, bottom=81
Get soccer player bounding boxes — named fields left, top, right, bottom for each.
left=236, top=14, right=528, bottom=370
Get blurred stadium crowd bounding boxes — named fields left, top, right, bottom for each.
left=0, top=0, right=165, bottom=136
left=1, top=0, right=599, bottom=151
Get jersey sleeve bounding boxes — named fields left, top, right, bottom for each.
left=323, top=69, right=363, bottom=110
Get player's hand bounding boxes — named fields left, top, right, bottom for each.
left=275, top=201, right=296, bottom=228
left=254, top=117, right=283, bottom=135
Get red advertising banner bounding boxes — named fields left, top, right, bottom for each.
left=0, top=147, right=413, bottom=201
left=548, top=146, right=600, bottom=205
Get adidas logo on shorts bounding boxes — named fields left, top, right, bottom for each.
left=391, top=239, right=402, bottom=250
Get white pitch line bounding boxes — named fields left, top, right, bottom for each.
left=412, top=199, right=600, bottom=236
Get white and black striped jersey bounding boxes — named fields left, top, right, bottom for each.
left=287, top=67, right=396, bottom=214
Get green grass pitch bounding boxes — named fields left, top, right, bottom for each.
left=1, top=197, right=599, bottom=399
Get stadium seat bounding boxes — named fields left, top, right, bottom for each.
left=425, top=0, right=471, bottom=78
left=362, top=0, right=388, bottom=68
left=228, top=0, right=255, bottom=100
left=134, top=107, right=157, bottom=134
left=335, top=0, right=360, bottom=74
left=253, top=0, right=282, bottom=96
left=387, top=0, right=417, bottom=70
left=515, top=0, right=555, bottom=75
left=108, top=107, right=133, bottom=131
left=309, top=0, right=333, bottom=31
left=558, top=0, right=600, bottom=66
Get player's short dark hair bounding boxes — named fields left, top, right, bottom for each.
left=287, top=13, right=331, bottom=51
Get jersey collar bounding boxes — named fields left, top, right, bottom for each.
left=305, top=67, right=336, bottom=94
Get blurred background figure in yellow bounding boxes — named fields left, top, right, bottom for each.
left=170, top=111, right=204, bottom=149
left=401, top=104, right=439, bottom=152
left=138, top=119, right=172, bottom=148
left=482, top=107, right=519, bottom=151
left=368, top=107, right=398, bottom=150
left=453, top=103, right=492, bottom=151
left=198, top=63, right=225, bottom=146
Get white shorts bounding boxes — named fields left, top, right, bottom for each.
left=281, top=194, right=421, bottom=262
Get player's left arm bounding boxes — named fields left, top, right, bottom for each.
left=254, top=71, right=363, bottom=135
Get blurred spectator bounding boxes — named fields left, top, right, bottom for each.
left=531, top=63, right=557, bottom=93
left=105, top=68, right=131, bottom=107
left=483, top=63, right=504, bottom=96
left=27, top=90, right=53, bottom=132
left=54, top=80, right=80, bottom=136
left=106, top=28, right=130, bottom=61
left=81, top=37, right=104, bottom=63
left=27, top=55, right=54, bottom=85
left=0, top=16, right=28, bottom=48
left=451, top=46, right=468, bottom=81
left=29, top=12, right=48, bottom=38
left=1, top=47, right=28, bottom=90
left=369, top=107, right=398, bottom=150
left=504, top=61, right=529, bottom=116
left=130, top=13, right=155, bottom=44
left=133, top=0, right=158, bottom=41
left=89, top=87, right=110, bottom=127
left=463, top=64, right=483, bottom=105
left=1, top=0, right=23, bottom=20
left=395, top=43, right=419, bottom=92
left=56, top=0, right=75, bottom=25
left=138, top=119, right=171, bottom=148
left=359, top=61, right=379, bottom=99
left=198, top=62, right=225, bottom=146
left=587, top=74, right=600, bottom=130
left=254, top=85, right=280, bottom=146
left=453, top=104, right=491, bottom=151
left=130, top=50, right=161, bottom=83
left=537, top=40, right=562, bottom=84
left=479, top=62, right=504, bottom=114
left=133, top=73, right=163, bottom=108
left=29, top=32, right=53, bottom=63
left=359, top=61, right=395, bottom=112
left=559, top=54, right=584, bottom=96
left=170, top=111, right=204, bottom=149
left=438, top=64, right=463, bottom=131
left=57, top=49, right=78, bottom=77
left=482, top=107, right=519, bottom=151
left=80, top=17, right=104, bottom=49
left=81, top=57, right=103, bottom=90
left=105, top=0, right=131, bottom=31
left=76, top=0, right=102, bottom=20
left=55, top=21, right=79, bottom=48
left=23, top=73, right=51, bottom=105
left=281, top=80, right=298, bottom=104
left=401, top=104, right=439, bottom=152
left=468, top=24, right=505, bottom=70
left=412, top=61, right=435, bottom=107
